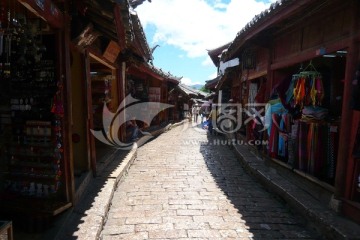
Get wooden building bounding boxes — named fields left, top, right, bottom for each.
left=213, top=0, right=360, bottom=224
left=168, top=83, right=206, bottom=120
left=0, top=0, right=73, bottom=232
left=0, top=0, right=180, bottom=233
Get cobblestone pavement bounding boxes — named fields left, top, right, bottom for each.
left=100, top=124, right=321, bottom=239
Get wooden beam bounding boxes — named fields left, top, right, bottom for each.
left=84, top=50, right=97, bottom=177
left=334, top=0, right=360, bottom=200
left=228, top=0, right=316, bottom=59
left=86, top=10, right=118, bottom=41
left=18, top=0, right=63, bottom=28
left=59, top=12, right=76, bottom=203
left=128, top=64, right=165, bottom=81
left=88, top=46, right=118, bottom=70
left=114, top=4, right=127, bottom=51
left=271, top=37, right=351, bottom=70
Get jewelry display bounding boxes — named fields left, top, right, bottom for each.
left=0, top=8, right=64, bottom=199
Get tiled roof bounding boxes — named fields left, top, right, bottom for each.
left=120, top=1, right=181, bottom=82
left=145, top=62, right=182, bottom=83
left=130, top=10, right=152, bottom=61
left=207, top=42, right=231, bottom=67
left=129, top=0, right=151, bottom=9
left=225, top=0, right=296, bottom=60
left=205, top=76, right=221, bottom=90
left=178, top=84, right=206, bottom=97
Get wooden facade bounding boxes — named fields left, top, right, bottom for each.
left=213, top=0, right=360, bottom=224
left=0, top=0, right=180, bottom=234
left=0, top=0, right=73, bottom=232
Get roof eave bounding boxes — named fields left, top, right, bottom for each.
left=226, top=0, right=316, bottom=60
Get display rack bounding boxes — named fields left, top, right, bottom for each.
left=0, top=35, right=71, bottom=218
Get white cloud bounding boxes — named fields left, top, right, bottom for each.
left=136, top=0, right=274, bottom=59
left=208, top=71, right=218, bottom=80
left=201, top=56, right=215, bottom=67
left=180, top=77, right=195, bottom=86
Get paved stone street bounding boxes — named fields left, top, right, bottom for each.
left=100, top=124, right=321, bottom=239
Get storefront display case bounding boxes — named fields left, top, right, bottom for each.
left=0, top=2, right=71, bottom=231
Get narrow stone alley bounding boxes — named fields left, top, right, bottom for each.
left=100, top=124, right=321, bottom=239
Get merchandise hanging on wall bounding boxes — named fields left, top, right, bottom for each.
left=0, top=5, right=69, bottom=220
left=290, top=62, right=325, bottom=110
left=265, top=61, right=340, bottom=184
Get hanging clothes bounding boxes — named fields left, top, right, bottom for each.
left=291, top=62, right=324, bottom=109
left=265, top=98, right=286, bottom=158
left=294, top=76, right=306, bottom=107
left=296, top=120, right=333, bottom=179
left=264, top=98, right=285, bottom=136
left=297, top=121, right=309, bottom=171
left=268, top=113, right=280, bottom=158
left=278, top=113, right=291, bottom=161
left=286, top=75, right=298, bottom=104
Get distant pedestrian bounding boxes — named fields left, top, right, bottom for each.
left=207, top=104, right=217, bottom=135
left=192, top=104, right=199, bottom=123
left=192, top=105, right=196, bottom=122
left=126, top=117, right=139, bottom=142
left=199, top=107, right=204, bottom=124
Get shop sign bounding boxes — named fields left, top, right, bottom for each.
left=73, top=24, right=100, bottom=49
left=103, top=41, right=121, bottom=63
left=219, top=58, right=240, bottom=75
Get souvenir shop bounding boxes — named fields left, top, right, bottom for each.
left=267, top=56, right=344, bottom=185
left=69, top=45, right=121, bottom=183
left=217, top=0, right=360, bottom=223
left=264, top=0, right=360, bottom=223
left=239, top=46, right=268, bottom=143
left=126, top=72, right=164, bottom=127
left=0, top=0, right=72, bottom=232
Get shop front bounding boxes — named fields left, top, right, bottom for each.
left=237, top=46, right=269, bottom=143
left=222, top=0, right=360, bottom=224
left=267, top=0, right=359, bottom=222
left=69, top=0, right=127, bottom=199
left=126, top=63, right=179, bottom=130
left=0, top=0, right=73, bottom=232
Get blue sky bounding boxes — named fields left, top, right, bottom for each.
left=136, top=0, right=276, bottom=86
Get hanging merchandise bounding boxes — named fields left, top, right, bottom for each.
left=292, top=61, right=324, bottom=109
left=51, top=82, right=65, bottom=117
left=52, top=80, right=64, bottom=193
left=0, top=2, right=65, bottom=204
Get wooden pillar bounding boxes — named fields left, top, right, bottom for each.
left=61, top=11, right=75, bottom=203
left=84, top=50, right=97, bottom=177
left=117, top=64, right=126, bottom=142
left=334, top=0, right=360, bottom=199
left=266, top=46, right=274, bottom=100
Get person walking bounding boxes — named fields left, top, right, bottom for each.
left=194, top=104, right=199, bottom=123
left=207, top=103, right=217, bottom=135
left=192, top=105, right=196, bottom=123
